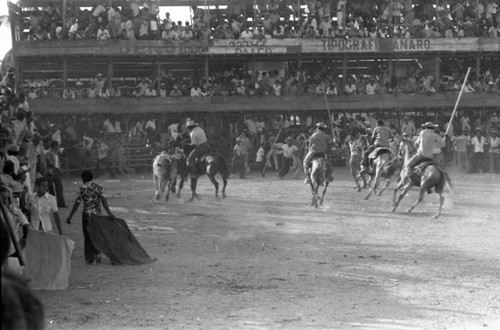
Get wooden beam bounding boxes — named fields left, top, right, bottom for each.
left=19, top=0, right=244, bottom=8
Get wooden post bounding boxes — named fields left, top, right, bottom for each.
left=342, top=54, right=347, bottom=84
left=107, top=58, right=113, bottom=89
left=63, top=59, right=68, bottom=90
left=388, top=55, right=393, bottom=85
left=435, top=56, right=440, bottom=89
left=204, top=57, right=209, bottom=80
left=62, top=0, right=67, bottom=35
left=476, top=55, right=481, bottom=80
left=157, top=59, right=161, bottom=92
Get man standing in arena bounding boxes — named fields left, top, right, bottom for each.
left=406, top=122, right=446, bottom=176
left=489, top=130, right=499, bottom=173
left=66, top=170, right=115, bottom=264
left=186, top=120, right=210, bottom=178
left=303, top=122, right=334, bottom=184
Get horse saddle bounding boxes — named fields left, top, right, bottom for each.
left=368, top=147, right=391, bottom=160
left=409, top=158, right=435, bottom=187
left=307, top=153, right=326, bottom=169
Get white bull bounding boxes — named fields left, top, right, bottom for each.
left=153, top=152, right=178, bottom=202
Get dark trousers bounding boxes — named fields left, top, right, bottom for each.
left=278, top=157, right=293, bottom=177
left=82, top=213, right=100, bottom=262
left=469, top=152, right=487, bottom=173
left=96, top=156, right=115, bottom=178
left=46, top=171, right=66, bottom=207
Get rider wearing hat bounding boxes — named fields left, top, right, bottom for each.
left=303, top=122, right=334, bottom=184
left=360, top=119, right=393, bottom=175
left=406, top=121, right=446, bottom=176
left=186, top=120, right=209, bottom=177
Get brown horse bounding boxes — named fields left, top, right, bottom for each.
left=181, top=145, right=229, bottom=201
left=361, top=149, right=401, bottom=200
left=309, top=156, right=332, bottom=208
left=392, top=161, right=452, bottom=219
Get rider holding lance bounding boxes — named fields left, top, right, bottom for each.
left=406, top=122, right=446, bottom=177
left=186, top=120, right=210, bottom=178
left=303, top=122, right=334, bottom=184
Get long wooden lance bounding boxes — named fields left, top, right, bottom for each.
left=445, top=67, right=471, bottom=137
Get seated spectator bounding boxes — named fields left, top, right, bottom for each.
left=110, top=84, right=122, bottom=97
left=144, top=84, right=157, bottom=97
left=240, top=27, right=254, bottom=39
left=62, top=87, right=76, bottom=100
left=422, top=74, right=436, bottom=94
left=190, top=84, right=202, bottom=97
left=344, top=78, right=357, bottom=96
left=169, top=84, right=183, bottom=97
left=366, top=79, right=378, bottom=95
left=99, top=86, right=111, bottom=99
left=158, top=83, right=168, bottom=97
left=97, top=25, right=111, bottom=40
left=28, top=87, right=39, bottom=100
left=87, top=85, right=98, bottom=99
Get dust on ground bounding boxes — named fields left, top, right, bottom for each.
left=36, top=168, right=500, bottom=330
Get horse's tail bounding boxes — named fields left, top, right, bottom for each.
left=442, top=170, right=453, bottom=193
left=218, top=155, right=230, bottom=179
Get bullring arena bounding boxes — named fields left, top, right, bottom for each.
left=34, top=168, right=500, bottom=330
left=2, top=0, right=500, bottom=329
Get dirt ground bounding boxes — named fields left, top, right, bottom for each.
left=35, top=167, right=500, bottom=330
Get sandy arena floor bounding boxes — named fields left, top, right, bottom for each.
left=35, top=167, right=500, bottom=330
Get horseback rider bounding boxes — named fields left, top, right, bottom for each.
left=303, top=122, right=334, bottom=184
left=406, top=122, right=446, bottom=177
left=186, top=120, right=210, bottom=178
left=360, top=119, right=393, bottom=175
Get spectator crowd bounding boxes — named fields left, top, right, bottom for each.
left=25, top=0, right=500, bottom=42
left=19, top=63, right=500, bottom=101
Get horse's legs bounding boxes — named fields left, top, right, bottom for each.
left=221, top=177, right=227, bottom=199
left=177, top=175, right=185, bottom=198
left=309, top=182, right=316, bottom=207
left=377, top=179, right=391, bottom=196
left=171, top=177, right=177, bottom=193
left=189, top=177, right=200, bottom=201
left=320, top=181, right=329, bottom=206
left=208, top=173, right=219, bottom=199
left=364, top=167, right=380, bottom=200
left=392, top=177, right=405, bottom=211
left=393, top=181, right=413, bottom=212
left=165, top=179, right=171, bottom=202
left=432, top=193, right=445, bottom=219
left=408, top=187, right=425, bottom=213
left=154, top=174, right=161, bottom=200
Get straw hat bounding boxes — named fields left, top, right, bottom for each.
left=316, top=122, right=328, bottom=129
left=421, top=121, right=438, bottom=129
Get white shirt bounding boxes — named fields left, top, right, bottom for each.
left=471, top=136, right=486, bottom=153
left=281, top=144, right=297, bottom=158
left=30, top=192, right=58, bottom=233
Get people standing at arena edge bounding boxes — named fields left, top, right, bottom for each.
left=274, top=136, right=297, bottom=179
left=66, top=170, right=115, bottom=265
left=186, top=120, right=210, bottom=178
left=29, top=177, right=63, bottom=235
left=45, top=141, right=67, bottom=208
left=345, top=129, right=365, bottom=191
left=303, top=122, right=334, bottom=184
left=406, top=122, right=446, bottom=177
left=360, top=120, right=393, bottom=176
left=489, top=130, right=500, bottom=174
left=469, top=128, right=488, bottom=174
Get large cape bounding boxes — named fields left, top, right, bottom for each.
left=24, top=230, right=74, bottom=290
left=86, top=215, right=156, bottom=266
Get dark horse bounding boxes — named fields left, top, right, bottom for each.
left=392, top=160, right=452, bottom=219
left=308, top=155, right=333, bottom=208
left=180, top=144, right=230, bottom=201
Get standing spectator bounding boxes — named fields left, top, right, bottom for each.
left=232, top=137, right=248, bottom=179
left=45, top=141, right=66, bottom=208
left=469, top=128, right=488, bottom=173
left=29, top=177, right=63, bottom=234
left=274, top=137, right=297, bottom=178
left=96, top=137, right=114, bottom=178
left=489, top=129, right=500, bottom=173
left=453, top=128, right=470, bottom=172
left=66, top=170, right=115, bottom=264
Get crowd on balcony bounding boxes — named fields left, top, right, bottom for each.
left=25, top=0, right=500, bottom=42
left=20, top=64, right=500, bottom=101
